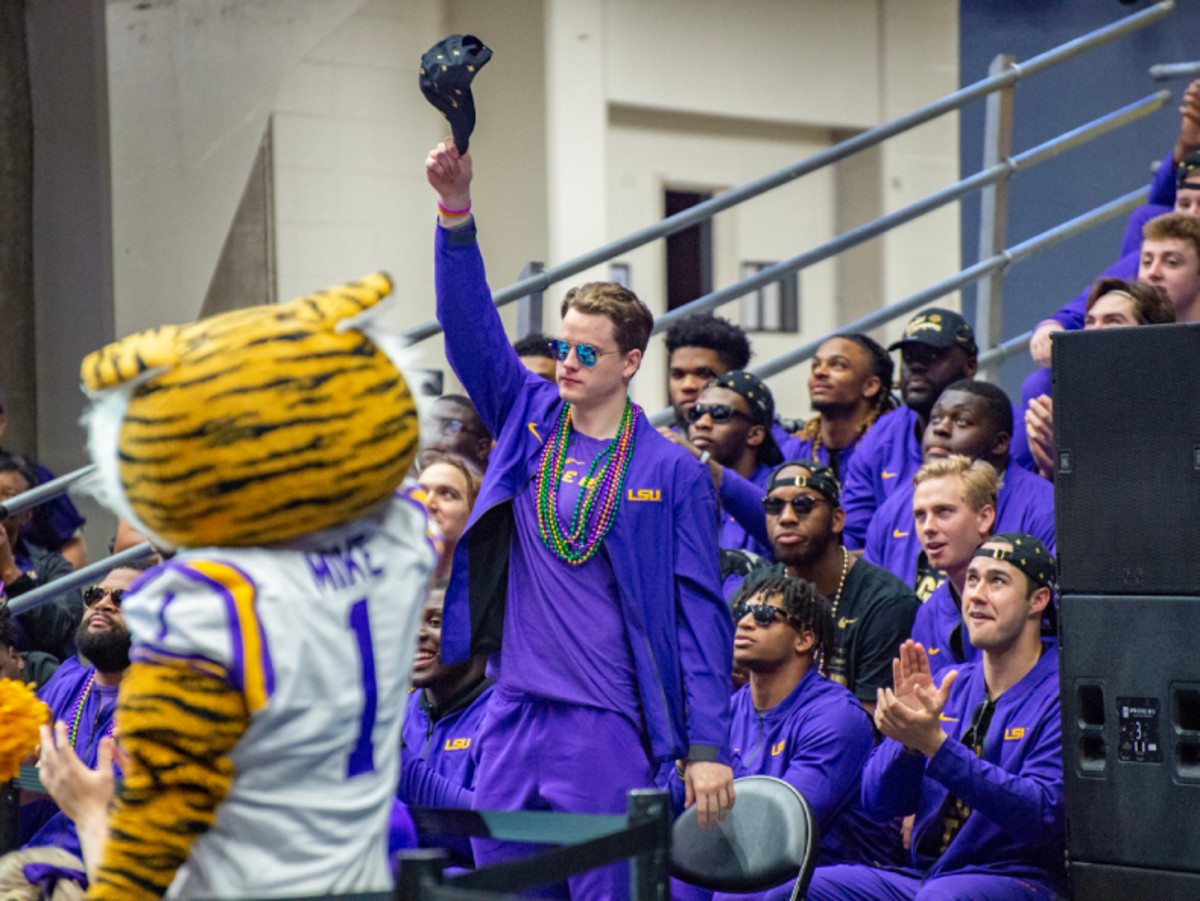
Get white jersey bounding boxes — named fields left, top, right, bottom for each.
left=120, top=489, right=438, bottom=899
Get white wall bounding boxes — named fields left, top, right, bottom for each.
left=104, top=0, right=960, bottom=415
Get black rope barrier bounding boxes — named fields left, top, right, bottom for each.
left=3, top=778, right=672, bottom=900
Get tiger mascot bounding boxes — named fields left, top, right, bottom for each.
left=75, top=274, right=437, bottom=900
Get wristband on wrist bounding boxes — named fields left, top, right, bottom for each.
left=438, top=201, right=471, bottom=217
left=698, top=450, right=712, bottom=465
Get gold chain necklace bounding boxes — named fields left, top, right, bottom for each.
left=818, top=546, right=852, bottom=679
left=829, top=546, right=850, bottom=622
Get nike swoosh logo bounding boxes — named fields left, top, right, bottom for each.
left=881, top=471, right=898, bottom=479
left=893, top=529, right=910, bottom=538
left=939, top=713, right=959, bottom=723
left=837, top=617, right=859, bottom=629
left=528, top=422, right=542, bottom=443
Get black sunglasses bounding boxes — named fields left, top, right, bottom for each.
left=762, top=495, right=825, bottom=517
left=686, top=403, right=749, bottom=424
left=732, top=600, right=785, bottom=627
left=84, top=586, right=124, bottom=608
left=961, top=696, right=997, bottom=756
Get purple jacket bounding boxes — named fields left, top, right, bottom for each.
left=841, top=409, right=1035, bottom=550
left=725, top=671, right=900, bottom=867
left=21, top=658, right=118, bottom=859
left=861, top=646, right=1064, bottom=894
left=399, top=679, right=494, bottom=809
left=435, top=221, right=732, bottom=765
left=863, top=462, right=1055, bottom=587
left=910, top=581, right=977, bottom=676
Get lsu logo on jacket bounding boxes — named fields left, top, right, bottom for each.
left=627, top=488, right=661, bottom=502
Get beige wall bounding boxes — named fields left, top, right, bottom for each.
left=106, top=0, right=367, bottom=339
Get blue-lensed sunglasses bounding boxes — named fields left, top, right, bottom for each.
left=548, top=339, right=620, bottom=368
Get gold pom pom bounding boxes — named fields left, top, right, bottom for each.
left=0, top=678, right=50, bottom=781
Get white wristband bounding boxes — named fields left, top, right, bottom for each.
left=698, top=450, right=711, bottom=465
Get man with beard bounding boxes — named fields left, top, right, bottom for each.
left=739, top=461, right=919, bottom=713
left=18, top=564, right=146, bottom=863
left=393, top=584, right=494, bottom=863
left=838, top=311, right=1032, bottom=550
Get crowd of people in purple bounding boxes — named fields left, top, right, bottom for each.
left=2, top=81, right=1199, bottom=901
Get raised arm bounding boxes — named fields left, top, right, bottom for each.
left=428, top=138, right=538, bottom=433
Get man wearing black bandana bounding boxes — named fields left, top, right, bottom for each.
left=735, top=460, right=918, bottom=715
left=807, top=533, right=1064, bottom=900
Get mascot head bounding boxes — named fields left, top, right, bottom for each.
left=80, top=274, right=419, bottom=550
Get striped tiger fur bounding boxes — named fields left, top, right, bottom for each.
left=80, top=274, right=419, bottom=549
left=89, top=659, right=247, bottom=901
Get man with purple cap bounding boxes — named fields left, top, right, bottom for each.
left=805, top=532, right=1064, bottom=900
left=426, top=136, right=733, bottom=899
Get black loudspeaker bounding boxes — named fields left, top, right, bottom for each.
left=1053, top=324, right=1200, bottom=595
left=1060, top=594, right=1200, bottom=888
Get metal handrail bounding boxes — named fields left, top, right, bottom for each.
left=652, top=91, right=1168, bottom=335
left=648, top=185, right=1149, bottom=426
left=1150, top=61, right=1200, bottom=81
left=0, top=464, right=96, bottom=519
left=6, top=542, right=155, bottom=616
left=400, top=0, right=1173, bottom=344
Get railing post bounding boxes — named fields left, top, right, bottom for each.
left=627, top=789, right=671, bottom=901
left=0, top=779, right=18, bottom=854
left=976, top=53, right=1016, bottom=380
left=516, top=261, right=545, bottom=337
left=395, top=848, right=447, bottom=901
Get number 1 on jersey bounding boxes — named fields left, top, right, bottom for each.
left=347, top=598, right=378, bottom=777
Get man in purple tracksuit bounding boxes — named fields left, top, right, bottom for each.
left=391, top=585, right=494, bottom=862
left=907, top=456, right=998, bottom=675
left=18, top=566, right=140, bottom=878
left=864, top=381, right=1053, bottom=593
left=427, top=138, right=734, bottom=899
left=838, top=310, right=1033, bottom=551
left=807, top=533, right=1064, bottom=899
left=668, top=573, right=901, bottom=901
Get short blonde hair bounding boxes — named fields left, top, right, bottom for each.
left=912, top=454, right=998, bottom=513
left=560, top=282, right=654, bottom=355
left=1143, top=212, right=1200, bottom=266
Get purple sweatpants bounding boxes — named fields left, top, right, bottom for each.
left=806, top=864, right=1059, bottom=900
left=470, top=684, right=655, bottom=900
